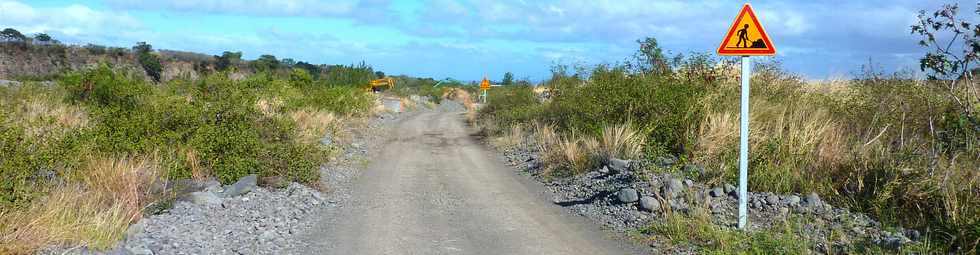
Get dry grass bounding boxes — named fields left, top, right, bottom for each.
left=490, top=124, right=526, bottom=149
left=6, top=96, right=89, bottom=139
left=255, top=97, right=284, bottom=118
left=693, top=80, right=847, bottom=192
left=594, top=123, right=646, bottom=161
left=0, top=156, right=163, bottom=254
left=289, top=108, right=338, bottom=145
left=179, top=146, right=208, bottom=180
left=529, top=123, right=645, bottom=176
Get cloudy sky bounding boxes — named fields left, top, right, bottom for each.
left=0, top=0, right=975, bottom=81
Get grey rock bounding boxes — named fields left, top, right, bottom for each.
left=320, top=135, right=333, bottom=146
left=203, top=180, right=223, bottom=193
left=880, top=236, right=905, bottom=250
left=225, top=174, right=258, bottom=197
left=654, top=156, right=677, bottom=167
left=709, top=187, right=725, bottom=197
left=805, top=192, right=822, bottom=208
left=905, top=229, right=921, bottom=241
left=765, top=194, right=780, bottom=205
left=724, top=184, right=736, bottom=194
left=786, top=195, right=801, bottom=206
left=669, top=199, right=688, bottom=211
left=683, top=179, right=694, bottom=187
left=598, top=166, right=610, bottom=174
left=125, top=221, right=146, bottom=241
left=187, top=191, right=221, bottom=206
left=607, top=158, right=631, bottom=173
left=125, top=245, right=153, bottom=255
left=663, top=178, right=685, bottom=198
left=259, top=230, right=276, bottom=241
left=617, top=188, right=639, bottom=203
left=639, top=196, right=660, bottom=212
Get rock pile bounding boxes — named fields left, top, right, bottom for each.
left=498, top=143, right=920, bottom=252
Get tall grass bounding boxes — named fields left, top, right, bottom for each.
left=522, top=122, right=646, bottom=176
left=0, top=63, right=378, bottom=253
left=477, top=60, right=979, bottom=252
left=0, top=156, right=162, bottom=254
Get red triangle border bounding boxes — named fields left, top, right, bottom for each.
left=717, top=4, right=776, bottom=56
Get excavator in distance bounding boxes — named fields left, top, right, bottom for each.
left=368, top=77, right=395, bottom=92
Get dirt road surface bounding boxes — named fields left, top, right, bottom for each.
left=297, top=110, right=641, bottom=255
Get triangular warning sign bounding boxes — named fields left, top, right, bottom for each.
left=717, top=4, right=776, bottom=56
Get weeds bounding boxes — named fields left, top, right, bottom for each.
left=0, top=63, right=376, bottom=253
left=0, top=156, right=163, bottom=254
left=643, top=206, right=809, bottom=254
left=478, top=59, right=979, bottom=252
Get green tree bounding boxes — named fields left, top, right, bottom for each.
left=214, top=51, right=243, bottom=71
left=502, top=72, right=514, bottom=85
left=0, top=28, right=27, bottom=42
left=251, top=54, right=280, bottom=72
left=133, top=42, right=163, bottom=82
left=294, top=61, right=320, bottom=78
left=912, top=3, right=979, bottom=119
left=375, top=71, right=385, bottom=78
left=628, top=37, right=668, bottom=74
left=281, top=58, right=296, bottom=68
left=33, top=33, right=52, bottom=43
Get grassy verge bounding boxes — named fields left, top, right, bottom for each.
left=477, top=61, right=979, bottom=252
left=0, top=64, right=375, bottom=253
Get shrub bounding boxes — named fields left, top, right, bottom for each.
left=542, top=65, right=704, bottom=153
left=62, top=64, right=149, bottom=110
left=56, top=67, right=328, bottom=185
left=478, top=85, right=541, bottom=133
left=289, top=68, right=313, bottom=88
left=0, top=156, right=163, bottom=253
left=286, top=86, right=374, bottom=117
left=133, top=42, right=162, bottom=82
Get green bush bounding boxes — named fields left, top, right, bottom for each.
left=479, top=85, right=541, bottom=132
left=286, top=86, right=374, bottom=116
left=62, top=64, right=149, bottom=110
left=53, top=66, right=329, bottom=185
left=543, top=66, right=704, bottom=152
left=0, top=97, right=88, bottom=211
left=289, top=68, right=313, bottom=88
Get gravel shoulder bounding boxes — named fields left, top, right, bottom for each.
left=43, top=102, right=413, bottom=255
left=492, top=134, right=923, bottom=253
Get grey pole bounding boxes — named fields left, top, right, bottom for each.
left=738, top=56, right=751, bottom=229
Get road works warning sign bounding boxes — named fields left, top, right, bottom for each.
left=717, top=4, right=776, bottom=56
left=480, top=78, right=490, bottom=90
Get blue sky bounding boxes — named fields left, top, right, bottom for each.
left=0, top=0, right=975, bottom=81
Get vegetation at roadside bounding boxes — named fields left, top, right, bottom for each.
left=0, top=61, right=376, bottom=253
left=477, top=3, right=979, bottom=253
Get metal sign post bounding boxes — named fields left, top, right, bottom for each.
left=738, top=56, right=750, bottom=229
left=480, top=77, right=490, bottom=104
left=717, top=3, right=775, bottom=230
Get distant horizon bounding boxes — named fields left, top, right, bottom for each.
left=1, top=0, right=975, bottom=81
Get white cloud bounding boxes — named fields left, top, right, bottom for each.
left=0, top=1, right=142, bottom=37
left=104, top=0, right=370, bottom=17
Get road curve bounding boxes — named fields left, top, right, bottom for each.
left=297, top=110, right=639, bottom=255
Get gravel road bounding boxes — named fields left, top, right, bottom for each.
left=295, top=110, right=642, bottom=255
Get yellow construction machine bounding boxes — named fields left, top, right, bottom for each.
left=367, top=77, right=395, bottom=92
